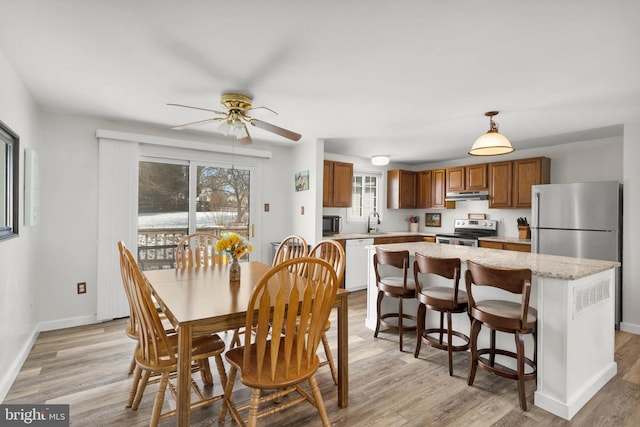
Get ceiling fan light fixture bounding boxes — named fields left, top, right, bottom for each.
left=371, top=155, right=390, bottom=166
left=218, top=120, right=233, bottom=136
left=469, top=111, right=515, bottom=156
left=232, top=120, right=248, bottom=139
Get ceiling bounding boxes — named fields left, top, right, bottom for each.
left=0, top=1, right=638, bottom=164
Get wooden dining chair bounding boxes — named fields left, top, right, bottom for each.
left=174, top=232, right=221, bottom=268
left=273, top=235, right=308, bottom=270
left=465, top=260, right=537, bottom=411
left=118, top=242, right=203, bottom=384
left=308, top=239, right=345, bottom=385
left=119, top=242, right=228, bottom=426
left=219, top=257, right=338, bottom=427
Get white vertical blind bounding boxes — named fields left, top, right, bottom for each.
left=96, top=137, right=139, bottom=320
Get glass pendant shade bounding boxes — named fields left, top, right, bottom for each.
left=469, top=130, right=514, bottom=156
left=232, top=120, right=248, bottom=139
left=218, top=120, right=232, bottom=136
left=469, top=111, right=514, bottom=156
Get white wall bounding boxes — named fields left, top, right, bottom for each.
left=0, top=49, right=42, bottom=400
left=621, top=122, right=640, bottom=333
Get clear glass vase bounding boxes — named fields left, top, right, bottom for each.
left=229, top=257, right=241, bottom=282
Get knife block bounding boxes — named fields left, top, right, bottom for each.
left=518, top=226, right=531, bottom=239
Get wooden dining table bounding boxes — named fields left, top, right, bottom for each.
left=143, top=261, right=349, bottom=427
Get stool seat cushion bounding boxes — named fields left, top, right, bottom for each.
left=472, top=300, right=537, bottom=331
left=419, top=287, right=468, bottom=307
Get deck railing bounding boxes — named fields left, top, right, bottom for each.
left=137, top=227, right=249, bottom=270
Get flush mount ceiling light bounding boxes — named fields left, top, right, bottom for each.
left=469, top=111, right=514, bottom=156
left=371, top=155, right=390, bottom=166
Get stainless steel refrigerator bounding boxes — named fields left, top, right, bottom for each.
left=531, top=181, right=622, bottom=326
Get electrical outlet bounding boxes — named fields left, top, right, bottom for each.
left=77, top=282, right=87, bottom=294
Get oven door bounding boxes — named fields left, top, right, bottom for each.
left=436, top=236, right=478, bottom=247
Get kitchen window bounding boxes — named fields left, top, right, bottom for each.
left=347, top=172, right=380, bottom=222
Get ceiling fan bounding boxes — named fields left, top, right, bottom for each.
left=168, top=93, right=301, bottom=144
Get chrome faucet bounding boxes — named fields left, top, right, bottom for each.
left=367, top=210, right=381, bottom=233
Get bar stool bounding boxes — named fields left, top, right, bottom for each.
left=465, top=260, right=537, bottom=411
left=413, top=253, right=469, bottom=376
left=373, top=248, right=416, bottom=352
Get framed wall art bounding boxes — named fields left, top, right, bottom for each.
left=295, top=170, right=309, bottom=192
left=425, top=212, right=442, bottom=227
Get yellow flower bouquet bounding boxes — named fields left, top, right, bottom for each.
left=216, top=232, right=253, bottom=260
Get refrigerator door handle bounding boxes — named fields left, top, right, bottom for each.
left=532, top=191, right=540, bottom=253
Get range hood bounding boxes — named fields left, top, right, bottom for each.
left=445, top=190, right=489, bottom=201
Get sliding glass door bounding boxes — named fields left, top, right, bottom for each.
left=137, top=158, right=254, bottom=270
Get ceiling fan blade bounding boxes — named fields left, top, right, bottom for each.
left=250, top=119, right=301, bottom=141
left=172, top=117, right=222, bottom=130
left=167, top=103, right=226, bottom=115
left=237, top=122, right=252, bottom=145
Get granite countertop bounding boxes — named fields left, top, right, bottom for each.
left=327, top=231, right=437, bottom=240
left=479, top=236, right=532, bottom=245
left=368, top=241, right=620, bottom=281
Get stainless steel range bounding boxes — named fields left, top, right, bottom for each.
left=435, top=219, right=498, bottom=247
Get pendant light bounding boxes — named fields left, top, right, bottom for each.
left=468, top=111, right=514, bottom=156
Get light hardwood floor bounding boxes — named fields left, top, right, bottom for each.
left=5, top=290, right=640, bottom=426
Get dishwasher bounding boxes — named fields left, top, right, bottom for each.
left=345, top=238, right=374, bottom=291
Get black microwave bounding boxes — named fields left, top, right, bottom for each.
left=322, top=215, right=341, bottom=236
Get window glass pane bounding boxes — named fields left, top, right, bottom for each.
left=196, top=166, right=250, bottom=239
left=348, top=173, right=379, bottom=222
left=137, top=161, right=189, bottom=270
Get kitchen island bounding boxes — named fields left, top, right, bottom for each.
left=365, top=242, right=620, bottom=421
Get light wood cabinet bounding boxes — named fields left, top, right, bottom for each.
left=479, top=240, right=531, bottom=253
left=466, top=163, right=488, bottom=190
left=446, top=164, right=488, bottom=192
left=387, top=170, right=417, bottom=209
left=488, top=161, right=513, bottom=208
left=323, top=160, right=353, bottom=207
left=431, top=169, right=447, bottom=208
left=446, top=166, right=465, bottom=192
left=416, top=170, right=432, bottom=208
left=513, top=157, right=551, bottom=208
left=488, top=157, right=550, bottom=209
left=373, top=235, right=433, bottom=245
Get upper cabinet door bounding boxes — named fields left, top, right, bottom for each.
left=387, top=169, right=416, bottom=209
left=488, top=161, right=513, bottom=208
left=323, top=160, right=353, bottom=207
left=416, top=170, right=432, bottom=208
left=322, top=160, right=334, bottom=207
left=431, top=169, right=447, bottom=208
left=446, top=166, right=465, bottom=192
left=466, top=163, right=488, bottom=190
left=513, top=157, right=550, bottom=208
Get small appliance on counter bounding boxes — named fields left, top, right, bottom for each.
left=435, top=219, right=498, bottom=246
left=322, top=215, right=342, bottom=236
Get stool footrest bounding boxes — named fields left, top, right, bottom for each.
left=422, top=328, right=470, bottom=352
left=476, top=348, right=536, bottom=380
left=380, top=313, right=417, bottom=332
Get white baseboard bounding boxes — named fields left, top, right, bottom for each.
left=534, top=362, right=617, bottom=420
left=0, top=327, right=39, bottom=403
left=1, top=314, right=100, bottom=402
left=619, top=321, right=640, bottom=335
left=38, top=314, right=98, bottom=332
